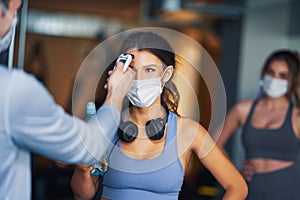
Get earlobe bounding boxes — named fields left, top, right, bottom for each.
left=162, top=65, right=174, bottom=83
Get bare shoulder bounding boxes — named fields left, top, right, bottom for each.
left=230, top=99, right=254, bottom=118
left=178, top=116, right=206, bottom=133
left=233, top=99, right=254, bottom=114
left=176, top=116, right=208, bottom=143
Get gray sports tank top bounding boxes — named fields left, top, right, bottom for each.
left=242, top=100, right=299, bottom=161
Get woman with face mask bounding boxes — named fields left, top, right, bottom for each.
left=71, top=31, right=248, bottom=200
left=217, top=50, right=300, bottom=200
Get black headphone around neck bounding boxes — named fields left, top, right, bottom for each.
left=118, top=111, right=169, bottom=143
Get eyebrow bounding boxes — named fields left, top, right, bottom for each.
left=130, top=64, right=163, bottom=69
left=267, top=67, right=289, bottom=73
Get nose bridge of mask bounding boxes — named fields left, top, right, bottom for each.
left=132, top=77, right=161, bottom=91
left=265, top=76, right=288, bottom=86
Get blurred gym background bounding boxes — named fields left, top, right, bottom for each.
left=2, top=0, right=300, bottom=199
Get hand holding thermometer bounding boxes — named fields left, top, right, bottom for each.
left=104, top=53, right=134, bottom=90
left=114, top=53, right=134, bottom=72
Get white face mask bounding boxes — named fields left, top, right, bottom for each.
left=262, top=76, right=288, bottom=98
left=127, top=77, right=163, bottom=108
left=0, top=3, right=17, bottom=54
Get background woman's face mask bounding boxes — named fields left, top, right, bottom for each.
left=0, top=3, right=17, bottom=53
left=262, top=76, right=288, bottom=98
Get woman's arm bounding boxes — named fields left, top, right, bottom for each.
left=71, top=165, right=99, bottom=200
left=217, top=100, right=251, bottom=148
left=188, top=121, right=248, bottom=200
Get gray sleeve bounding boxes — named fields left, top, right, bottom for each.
left=7, top=71, right=120, bottom=164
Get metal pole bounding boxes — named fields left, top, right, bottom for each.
left=7, top=24, right=16, bottom=70
left=17, top=0, right=28, bottom=69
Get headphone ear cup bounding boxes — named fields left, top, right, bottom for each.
left=146, top=118, right=165, bottom=140
left=118, top=121, right=138, bottom=143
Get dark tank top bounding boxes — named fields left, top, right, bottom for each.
left=242, top=100, right=299, bottom=161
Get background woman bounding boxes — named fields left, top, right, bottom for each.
left=217, top=49, right=300, bottom=200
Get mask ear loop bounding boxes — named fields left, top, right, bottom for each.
left=0, top=2, right=7, bottom=18
left=0, top=2, right=13, bottom=20
left=8, top=18, right=17, bottom=69
left=161, top=65, right=173, bottom=88
left=256, top=78, right=264, bottom=98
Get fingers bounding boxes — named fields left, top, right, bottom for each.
left=242, top=170, right=253, bottom=181
left=104, top=70, right=113, bottom=89
left=77, top=164, right=91, bottom=172
left=114, top=61, right=125, bottom=72
left=108, top=70, right=113, bottom=75
left=242, top=161, right=255, bottom=181
left=104, top=66, right=135, bottom=90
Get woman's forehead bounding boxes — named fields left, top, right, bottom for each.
left=268, top=60, right=289, bottom=72
left=127, top=50, right=162, bottom=66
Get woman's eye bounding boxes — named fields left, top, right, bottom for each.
left=145, top=68, right=155, bottom=72
left=266, top=69, right=274, bottom=75
left=279, top=73, right=288, bottom=79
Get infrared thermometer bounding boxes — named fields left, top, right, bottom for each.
left=115, top=53, right=134, bottom=72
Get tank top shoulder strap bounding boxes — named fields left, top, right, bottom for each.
left=281, top=102, right=294, bottom=128
left=165, top=112, right=177, bottom=145
left=243, top=99, right=259, bottom=127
